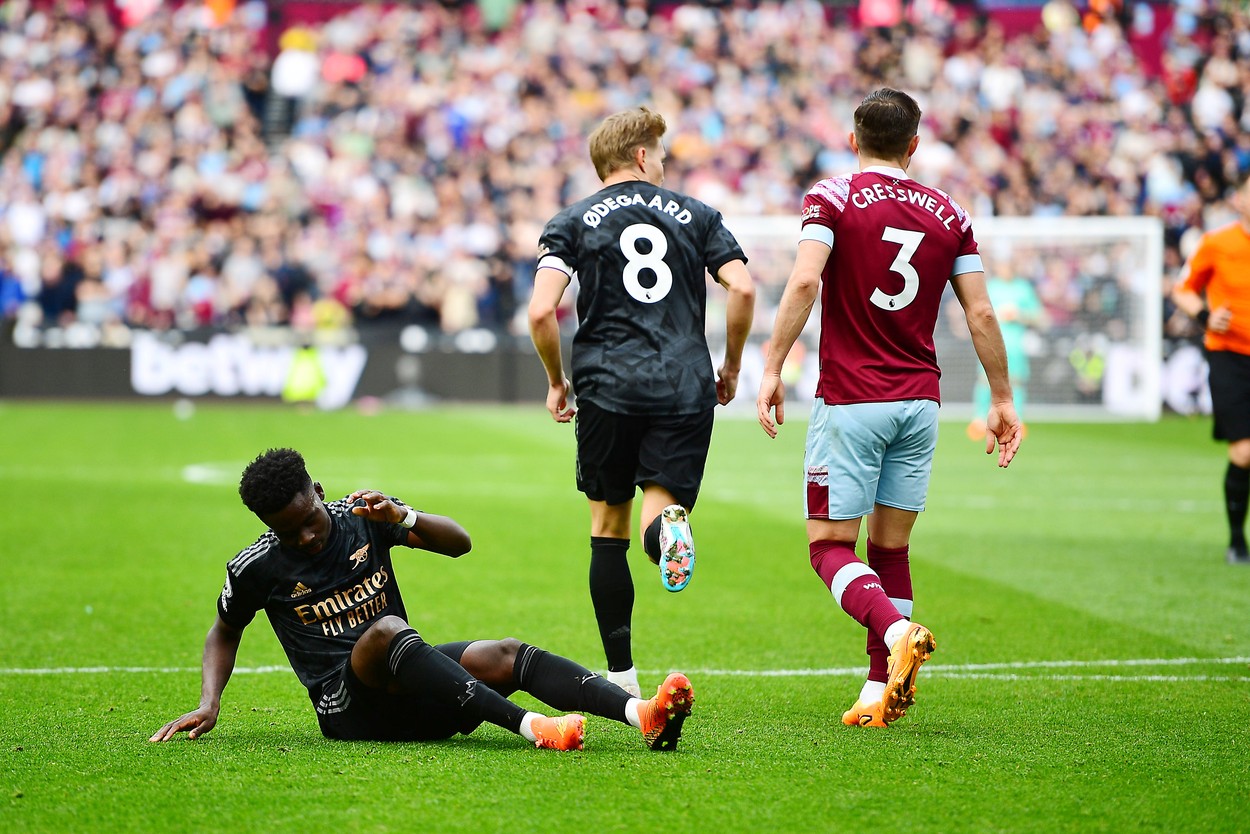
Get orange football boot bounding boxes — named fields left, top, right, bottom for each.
left=882, top=623, right=936, bottom=725
left=841, top=698, right=888, bottom=728
left=531, top=714, right=585, bottom=751
left=639, top=672, right=695, bottom=750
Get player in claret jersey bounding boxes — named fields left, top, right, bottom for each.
left=529, top=106, right=755, bottom=697
left=757, top=88, right=1023, bottom=728
left=150, top=448, right=694, bottom=752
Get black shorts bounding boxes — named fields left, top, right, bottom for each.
left=574, top=400, right=715, bottom=509
left=1207, top=350, right=1250, bottom=442
left=313, top=641, right=480, bottom=742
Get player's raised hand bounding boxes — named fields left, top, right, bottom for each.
left=149, top=706, right=219, bottom=742
left=757, top=374, right=786, bottom=439
left=985, top=401, right=1022, bottom=468
left=547, top=377, right=576, bottom=423
left=347, top=490, right=405, bottom=523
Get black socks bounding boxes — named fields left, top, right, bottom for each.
left=643, top=515, right=663, bottom=563
left=514, top=643, right=632, bottom=720
left=589, top=537, right=634, bottom=672
left=1226, top=462, right=1249, bottom=550
left=388, top=629, right=525, bottom=732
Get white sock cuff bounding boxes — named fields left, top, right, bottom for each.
left=883, top=619, right=911, bottom=651
left=519, top=711, right=542, bottom=742
left=624, top=698, right=643, bottom=729
left=607, top=667, right=638, bottom=683
left=859, top=679, right=887, bottom=704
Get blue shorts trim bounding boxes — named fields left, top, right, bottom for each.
left=803, top=399, right=939, bottom=519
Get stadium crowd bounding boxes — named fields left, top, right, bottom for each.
left=0, top=0, right=1247, bottom=345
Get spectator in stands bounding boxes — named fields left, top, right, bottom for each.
left=0, top=0, right=1245, bottom=350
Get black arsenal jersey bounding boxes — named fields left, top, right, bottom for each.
left=217, top=497, right=410, bottom=700
left=537, top=181, right=747, bottom=415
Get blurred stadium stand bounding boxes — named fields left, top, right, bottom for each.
left=0, top=0, right=1242, bottom=410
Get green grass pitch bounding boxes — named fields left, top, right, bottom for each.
left=1, top=401, right=1247, bottom=833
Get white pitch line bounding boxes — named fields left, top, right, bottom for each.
left=0, top=665, right=287, bottom=675
left=919, top=656, right=1250, bottom=671
left=2, top=657, right=1246, bottom=678
left=928, top=673, right=1250, bottom=683
left=683, top=656, right=1250, bottom=678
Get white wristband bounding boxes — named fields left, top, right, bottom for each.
left=400, top=506, right=418, bottom=529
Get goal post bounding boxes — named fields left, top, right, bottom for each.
left=715, top=215, right=1165, bottom=422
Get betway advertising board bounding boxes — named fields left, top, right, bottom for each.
left=0, top=325, right=549, bottom=406
left=130, top=332, right=367, bottom=410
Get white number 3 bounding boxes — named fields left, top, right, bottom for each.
left=620, top=224, right=673, bottom=303
left=870, top=226, right=924, bottom=311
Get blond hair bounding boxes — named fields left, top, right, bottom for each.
left=587, top=107, right=667, bottom=180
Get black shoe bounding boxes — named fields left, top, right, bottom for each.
left=1227, top=546, right=1250, bottom=565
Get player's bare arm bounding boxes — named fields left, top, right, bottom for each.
left=951, top=270, right=1022, bottom=467
left=715, top=259, right=756, bottom=405
left=528, top=266, right=575, bottom=422
left=149, top=616, right=244, bottom=742
left=757, top=240, right=826, bottom=437
left=347, top=489, right=472, bottom=556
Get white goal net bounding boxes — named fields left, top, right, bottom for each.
left=716, top=215, right=1164, bottom=422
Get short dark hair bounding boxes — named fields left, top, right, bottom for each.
left=239, top=448, right=312, bottom=516
left=854, top=88, right=922, bottom=160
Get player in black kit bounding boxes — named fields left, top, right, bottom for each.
left=528, top=107, right=755, bottom=696
left=150, top=448, right=694, bottom=751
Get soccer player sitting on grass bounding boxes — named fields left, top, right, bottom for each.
left=150, top=448, right=694, bottom=752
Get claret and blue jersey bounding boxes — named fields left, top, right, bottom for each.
left=800, top=165, right=983, bottom=406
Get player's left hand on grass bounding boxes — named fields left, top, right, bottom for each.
left=347, top=490, right=406, bottom=524
left=149, top=706, right=219, bottom=742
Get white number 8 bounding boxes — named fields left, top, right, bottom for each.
left=870, top=226, right=924, bottom=311
left=620, top=223, right=673, bottom=303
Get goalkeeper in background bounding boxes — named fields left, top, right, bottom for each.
left=1172, top=170, right=1250, bottom=565
left=757, top=88, right=1022, bottom=729
left=967, top=256, right=1045, bottom=440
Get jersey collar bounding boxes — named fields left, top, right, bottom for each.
left=861, top=165, right=910, bottom=180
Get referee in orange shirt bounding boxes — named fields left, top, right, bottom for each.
left=1173, top=170, right=1250, bottom=564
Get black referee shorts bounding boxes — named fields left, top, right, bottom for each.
left=1207, top=349, right=1250, bottom=442
left=574, top=400, right=715, bottom=509
left=314, top=641, right=479, bottom=742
